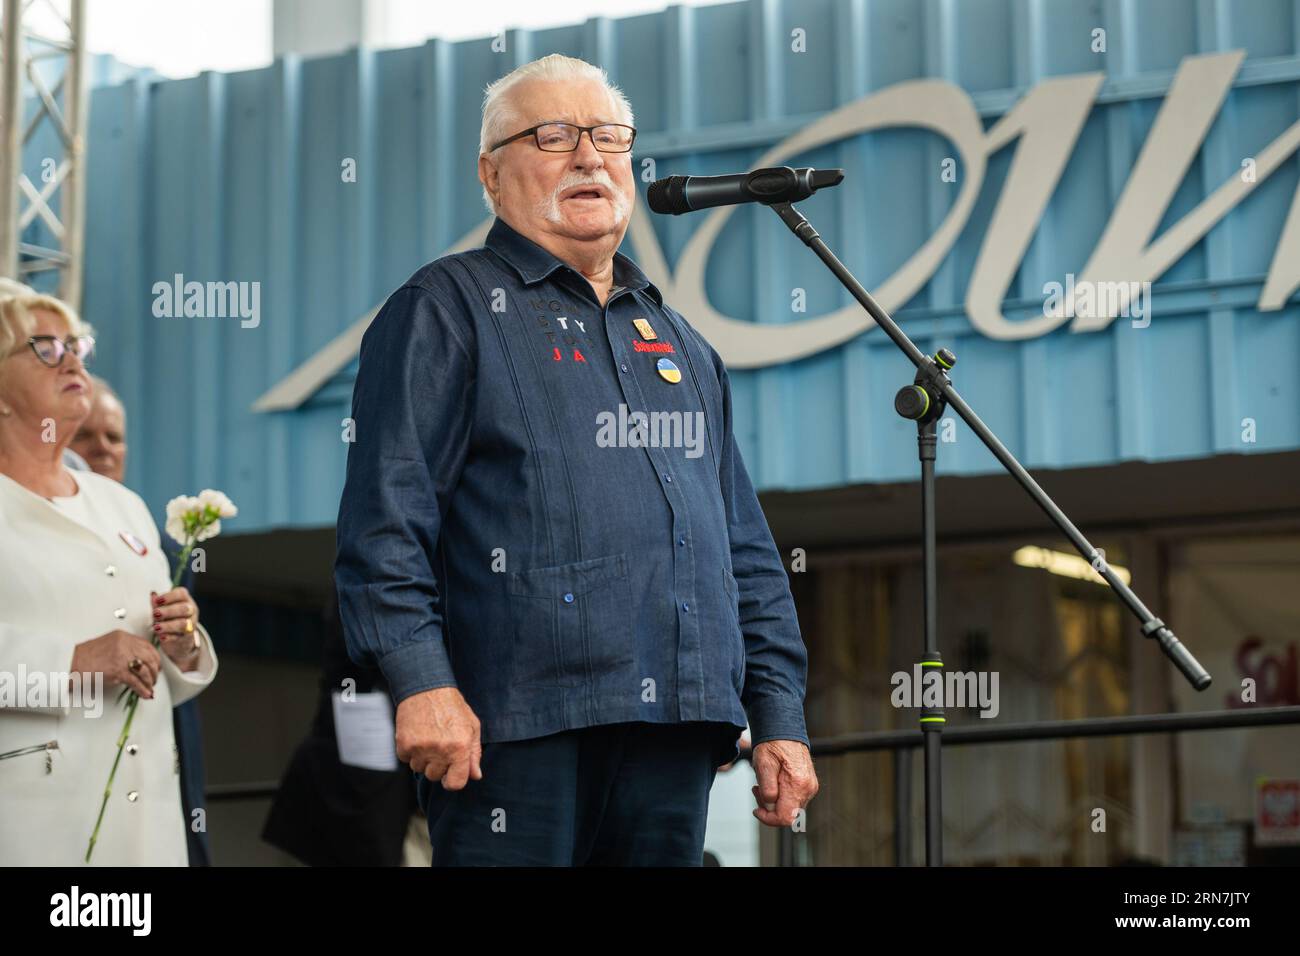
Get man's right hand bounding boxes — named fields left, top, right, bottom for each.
left=395, top=686, right=483, bottom=789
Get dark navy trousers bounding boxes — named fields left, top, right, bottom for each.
left=415, top=720, right=738, bottom=866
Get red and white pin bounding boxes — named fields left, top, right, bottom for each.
left=118, top=530, right=148, bottom=556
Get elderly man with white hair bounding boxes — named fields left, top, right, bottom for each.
left=335, top=53, right=817, bottom=866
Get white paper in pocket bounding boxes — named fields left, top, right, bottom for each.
left=332, top=690, right=399, bottom=771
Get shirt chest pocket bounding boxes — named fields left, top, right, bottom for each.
left=506, top=553, right=635, bottom=687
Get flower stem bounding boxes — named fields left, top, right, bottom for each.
left=84, top=533, right=196, bottom=863
left=84, top=692, right=140, bottom=862
left=173, top=543, right=192, bottom=589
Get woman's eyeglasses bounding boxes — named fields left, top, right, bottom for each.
left=20, top=334, right=95, bottom=367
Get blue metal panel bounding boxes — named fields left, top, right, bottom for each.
left=64, top=0, right=1300, bottom=534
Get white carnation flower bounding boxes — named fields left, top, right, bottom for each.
left=165, top=495, right=197, bottom=521
left=164, top=495, right=200, bottom=546
left=197, top=488, right=238, bottom=518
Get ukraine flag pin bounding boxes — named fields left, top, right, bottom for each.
left=656, top=357, right=682, bottom=383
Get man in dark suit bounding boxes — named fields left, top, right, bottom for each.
left=261, top=588, right=419, bottom=866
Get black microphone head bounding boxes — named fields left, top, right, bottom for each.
left=647, top=175, right=690, bottom=215
left=812, top=168, right=845, bottom=190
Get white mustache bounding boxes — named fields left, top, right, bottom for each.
left=535, top=175, right=630, bottom=224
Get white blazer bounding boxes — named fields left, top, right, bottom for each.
left=0, top=469, right=218, bottom=866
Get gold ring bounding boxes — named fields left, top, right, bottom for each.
left=184, top=617, right=194, bottom=634
left=128, top=658, right=143, bottom=673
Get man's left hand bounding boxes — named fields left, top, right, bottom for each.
left=751, top=739, right=818, bottom=827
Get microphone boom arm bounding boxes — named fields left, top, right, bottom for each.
left=766, top=198, right=1211, bottom=693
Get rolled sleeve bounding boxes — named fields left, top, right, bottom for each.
left=334, top=284, right=475, bottom=705
left=712, top=350, right=810, bottom=748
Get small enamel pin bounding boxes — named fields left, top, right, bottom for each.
left=656, top=357, right=682, bottom=383
left=118, top=530, right=148, bottom=556
left=633, top=317, right=657, bottom=341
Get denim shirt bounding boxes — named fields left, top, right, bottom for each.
left=334, top=215, right=809, bottom=754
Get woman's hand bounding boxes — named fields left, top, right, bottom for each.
left=70, top=630, right=161, bottom=699
left=151, top=587, right=202, bottom=670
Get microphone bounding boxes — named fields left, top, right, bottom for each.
left=647, top=165, right=844, bottom=215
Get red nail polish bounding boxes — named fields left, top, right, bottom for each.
left=153, top=611, right=161, bottom=619
left=154, top=596, right=164, bottom=606
left=153, top=624, right=161, bottom=632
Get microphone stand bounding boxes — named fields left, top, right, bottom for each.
left=765, top=197, right=1212, bottom=867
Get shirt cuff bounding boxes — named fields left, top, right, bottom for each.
left=745, top=694, right=810, bottom=747
left=377, top=640, right=458, bottom=704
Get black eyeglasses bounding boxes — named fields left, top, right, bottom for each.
left=489, top=122, right=636, bottom=153
left=18, top=334, right=95, bottom=367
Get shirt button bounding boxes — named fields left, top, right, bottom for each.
left=620, top=363, right=629, bottom=373
left=682, top=602, right=690, bottom=612
left=664, top=474, right=673, bottom=483
left=113, top=608, right=127, bottom=620
left=105, top=565, right=117, bottom=577
left=126, top=791, right=139, bottom=802
left=678, top=536, right=686, bottom=547
left=126, top=744, right=139, bottom=756
left=563, top=592, right=575, bottom=604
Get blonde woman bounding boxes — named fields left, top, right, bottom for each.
left=0, top=292, right=218, bottom=865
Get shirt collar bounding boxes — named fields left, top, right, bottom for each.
left=483, top=215, right=663, bottom=307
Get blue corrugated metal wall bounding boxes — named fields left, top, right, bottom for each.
left=70, top=0, right=1300, bottom=534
